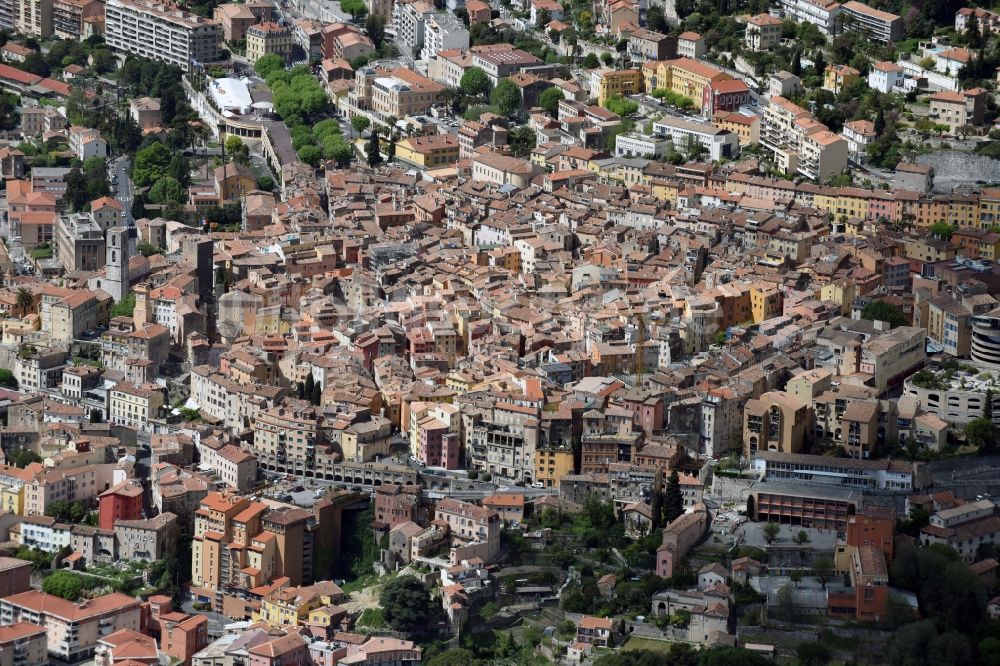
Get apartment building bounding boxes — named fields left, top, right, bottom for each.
left=393, top=0, right=433, bottom=51
left=52, top=0, right=101, bottom=39
left=867, top=61, right=905, bottom=93
left=676, top=31, right=705, bottom=58
left=105, top=0, right=222, bottom=71
left=743, top=391, right=810, bottom=457
left=774, top=0, right=842, bottom=36
left=246, top=22, right=293, bottom=65
left=651, top=116, right=740, bottom=161
left=745, top=13, right=782, bottom=51
left=627, top=28, right=675, bottom=62
left=471, top=48, right=545, bottom=86
left=419, top=12, right=468, bottom=62
left=761, top=95, right=848, bottom=181
left=921, top=499, right=1000, bottom=562
left=928, top=88, right=987, bottom=134
left=434, top=497, right=501, bottom=562
left=823, top=64, right=860, bottom=94
left=114, top=512, right=177, bottom=561
left=17, top=0, right=52, bottom=37
left=642, top=58, right=731, bottom=112
left=212, top=2, right=256, bottom=42
left=0, top=557, right=32, bottom=597
left=0, top=591, right=142, bottom=661
left=0, top=622, right=47, bottom=666
left=108, top=381, right=166, bottom=431
left=840, top=0, right=902, bottom=43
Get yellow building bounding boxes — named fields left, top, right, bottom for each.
left=0, top=462, right=37, bottom=515
left=246, top=22, right=293, bottom=65
left=713, top=111, right=759, bottom=146
left=819, top=279, right=856, bottom=315
left=750, top=282, right=782, bottom=324
left=823, top=64, right=860, bottom=94
left=947, top=194, right=980, bottom=228
left=597, top=69, right=644, bottom=106
left=394, top=134, right=460, bottom=169
left=978, top=188, right=1000, bottom=228
left=814, top=188, right=871, bottom=221
left=649, top=178, right=681, bottom=207
left=645, top=57, right=731, bottom=111
left=535, top=447, right=574, bottom=488
left=255, top=581, right=345, bottom=627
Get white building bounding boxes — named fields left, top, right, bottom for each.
left=650, top=117, right=740, bottom=161
left=867, top=61, right=905, bottom=93
left=393, top=0, right=433, bottom=52
left=420, top=12, right=468, bottom=62
left=773, top=0, right=842, bottom=36
left=105, top=0, right=221, bottom=71
left=615, top=132, right=670, bottom=159
left=68, top=126, right=107, bottom=161
left=840, top=119, right=876, bottom=162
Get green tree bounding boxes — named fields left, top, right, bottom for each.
left=491, top=78, right=521, bottom=116
left=64, top=164, right=88, bottom=212
left=776, top=583, right=796, bottom=621
left=603, top=94, right=638, bottom=116
left=663, top=470, right=683, bottom=524
left=601, top=51, right=614, bottom=65
left=42, top=570, right=84, bottom=600
left=311, top=379, right=322, bottom=405
left=507, top=125, right=535, bottom=157
left=254, top=53, right=284, bottom=78
left=367, top=129, right=382, bottom=167
left=790, top=569, right=803, bottom=587
left=797, top=642, right=831, bottom=666
left=794, top=530, right=810, bottom=545
left=763, top=521, right=780, bottom=544
left=790, top=49, right=802, bottom=76
left=341, top=0, right=368, bottom=20
left=131, top=195, right=147, bottom=220
left=965, top=417, right=997, bottom=450
left=539, top=86, right=564, bottom=116
left=460, top=67, right=490, bottom=99
left=131, top=142, right=173, bottom=187
left=136, top=242, right=164, bottom=257
left=380, top=575, right=434, bottom=632
left=986, top=387, right=995, bottom=422
left=365, top=14, right=386, bottom=47
left=148, top=176, right=185, bottom=204
left=426, top=649, right=477, bottom=666
left=0, top=368, right=16, bottom=389
left=812, top=556, right=833, bottom=589
left=351, top=115, right=370, bottom=137
left=930, top=221, right=955, bottom=239
left=13, top=449, right=41, bottom=468
left=15, top=287, right=33, bottom=312
left=860, top=300, right=907, bottom=328
left=582, top=52, right=599, bottom=68
left=111, top=292, right=135, bottom=317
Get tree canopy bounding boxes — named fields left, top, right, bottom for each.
left=460, top=67, right=491, bottom=99
left=491, top=79, right=522, bottom=116
left=860, top=300, right=908, bottom=328
left=379, top=575, right=435, bottom=632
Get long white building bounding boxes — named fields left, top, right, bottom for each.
left=105, top=0, right=221, bottom=71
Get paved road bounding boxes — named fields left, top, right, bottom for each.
left=111, top=156, right=134, bottom=226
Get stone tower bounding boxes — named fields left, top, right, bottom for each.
left=104, top=226, right=130, bottom=304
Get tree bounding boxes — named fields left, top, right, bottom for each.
left=131, top=142, right=173, bottom=187
left=874, top=107, right=886, bottom=134
left=311, top=380, right=322, bottom=405
left=254, top=53, right=284, bottom=78
left=148, top=176, right=185, bottom=204
left=351, top=115, right=370, bottom=137
left=92, top=48, right=117, bottom=74
left=663, top=470, right=683, bottom=524
left=460, top=67, right=491, bottom=99
left=797, top=642, right=831, bottom=666
left=603, top=94, right=638, bottom=117
left=860, top=300, right=907, bottom=328
left=794, top=530, right=809, bottom=545
left=0, top=369, right=16, bottom=389
left=986, top=387, right=995, bottom=422
left=812, top=48, right=826, bottom=77
left=64, top=163, right=88, bottom=212
left=365, top=14, right=386, bottom=47
left=647, top=6, right=668, bottom=32
left=812, top=556, right=833, bottom=589
left=649, top=470, right=663, bottom=531
left=491, top=78, right=521, bottom=117
left=12, top=449, right=41, bottom=468
left=763, top=521, right=780, bottom=544
left=539, top=86, right=564, bottom=116
left=776, top=583, right=796, bottom=621
left=43, top=570, right=84, bottom=601
left=131, top=195, right=147, bottom=220
left=790, top=570, right=802, bottom=587
left=387, top=132, right=396, bottom=161
left=601, top=51, right=614, bottom=65
left=15, top=287, right=33, bottom=313
left=582, top=52, right=599, bottom=69
left=930, top=221, right=955, bottom=240
left=380, top=575, right=434, bottom=632
left=22, top=53, right=50, bottom=77
left=341, top=0, right=368, bottom=20
left=426, top=649, right=476, bottom=666
left=507, top=125, right=535, bottom=157
left=367, top=129, right=382, bottom=167
left=137, top=242, right=164, bottom=257
left=304, top=373, right=315, bottom=401
left=790, top=49, right=802, bottom=76
left=965, top=417, right=997, bottom=451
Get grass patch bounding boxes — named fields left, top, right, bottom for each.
left=341, top=574, right=377, bottom=595
left=622, top=637, right=674, bottom=653
left=28, top=245, right=53, bottom=259
left=357, top=607, right=385, bottom=628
